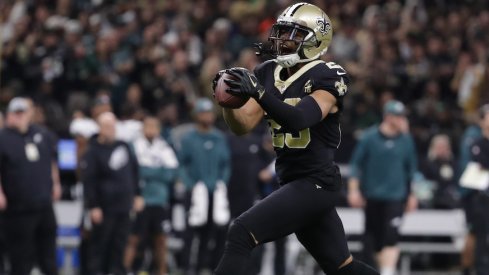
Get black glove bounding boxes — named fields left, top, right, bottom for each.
left=224, top=67, right=265, bottom=99
left=254, top=42, right=274, bottom=57
left=212, top=69, right=226, bottom=92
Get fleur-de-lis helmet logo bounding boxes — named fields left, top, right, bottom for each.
left=316, top=17, right=331, bottom=35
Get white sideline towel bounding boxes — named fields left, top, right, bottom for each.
left=133, top=136, right=178, bottom=168
left=69, top=118, right=99, bottom=138
left=213, top=181, right=230, bottom=226
left=460, top=162, right=489, bottom=191
left=188, top=181, right=208, bottom=227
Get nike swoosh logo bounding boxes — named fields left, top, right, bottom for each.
left=336, top=71, right=347, bottom=75
left=248, top=74, right=257, bottom=87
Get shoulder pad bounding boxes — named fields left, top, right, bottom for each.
left=310, top=61, right=350, bottom=98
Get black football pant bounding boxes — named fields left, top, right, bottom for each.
left=215, top=178, right=351, bottom=275
left=250, top=237, right=287, bottom=275
left=0, top=214, right=6, bottom=274
left=87, top=213, right=130, bottom=275
left=472, top=193, right=489, bottom=275
left=3, top=206, right=58, bottom=275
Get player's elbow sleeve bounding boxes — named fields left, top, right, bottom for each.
left=284, top=97, right=323, bottom=132
left=258, top=92, right=322, bottom=131
left=283, top=116, right=308, bottom=132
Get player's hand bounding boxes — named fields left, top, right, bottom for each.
left=224, top=67, right=265, bottom=99
left=90, top=207, right=104, bottom=224
left=399, top=116, right=410, bottom=133
left=347, top=190, right=365, bottom=208
left=405, top=194, right=418, bottom=212
left=0, top=191, right=7, bottom=211
left=212, top=69, right=226, bottom=92
left=133, top=196, right=145, bottom=213
left=52, top=182, right=62, bottom=201
left=258, top=168, right=273, bottom=182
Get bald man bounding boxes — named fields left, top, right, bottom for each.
left=81, top=112, right=142, bottom=275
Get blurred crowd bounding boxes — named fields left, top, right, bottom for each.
left=1, top=0, right=489, bottom=274
left=1, top=0, right=488, bottom=159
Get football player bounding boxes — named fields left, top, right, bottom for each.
left=212, top=3, right=379, bottom=275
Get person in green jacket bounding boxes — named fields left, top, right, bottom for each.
left=177, top=98, right=231, bottom=275
left=347, top=100, right=418, bottom=275
left=124, top=116, right=179, bottom=275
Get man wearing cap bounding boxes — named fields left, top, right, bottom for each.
left=0, top=97, right=61, bottom=275
left=347, top=100, right=418, bottom=275
left=176, top=98, right=231, bottom=274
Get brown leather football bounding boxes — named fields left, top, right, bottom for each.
left=213, top=72, right=249, bottom=109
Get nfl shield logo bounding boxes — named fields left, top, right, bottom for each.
left=304, top=80, right=312, bottom=94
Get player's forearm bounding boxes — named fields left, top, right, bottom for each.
left=223, top=109, right=249, bottom=135
left=348, top=177, right=361, bottom=192
left=223, top=99, right=263, bottom=135
left=51, top=161, right=61, bottom=186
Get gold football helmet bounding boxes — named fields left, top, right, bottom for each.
left=268, top=2, right=333, bottom=68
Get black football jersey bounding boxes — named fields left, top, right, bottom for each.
left=254, top=60, right=350, bottom=185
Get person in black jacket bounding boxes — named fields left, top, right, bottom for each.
left=81, top=111, right=143, bottom=275
left=468, top=104, right=489, bottom=275
left=420, top=134, right=459, bottom=209
left=0, top=97, right=62, bottom=275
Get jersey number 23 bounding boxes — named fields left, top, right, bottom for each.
left=267, top=98, right=311, bottom=149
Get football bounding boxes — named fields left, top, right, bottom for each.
left=213, top=72, right=249, bottom=109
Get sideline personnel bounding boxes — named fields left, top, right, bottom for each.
left=0, top=97, right=61, bottom=275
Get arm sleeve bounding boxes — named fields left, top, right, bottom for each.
left=164, top=167, right=178, bottom=183
left=140, top=167, right=161, bottom=180
left=80, top=149, right=100, bottom=209
left=407, top=136, right=418, bottom=181
left=48, top=131, right=58, bottom=159
left=141, top=167, right=178, bottom=183
left=405, top=135, right=418, bottom=196
left=254, top=62, right=349, bottom=132
left=129, top=145, right=141, bottom=196
left=177, top=136, right=196, bottom=189
left=470, top=141, right=489, bottom=169
left=458, top=130, right=474, bottom=177
left=163, top=146, right=179, bottom=182
left=257, top=92, right=323, bottom=132
left=218, top=137, right=231, bottom=184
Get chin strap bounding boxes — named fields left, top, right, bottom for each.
left=274, top=46, right=329, bottom=68
left=275, top=53, right=301, bottom=68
